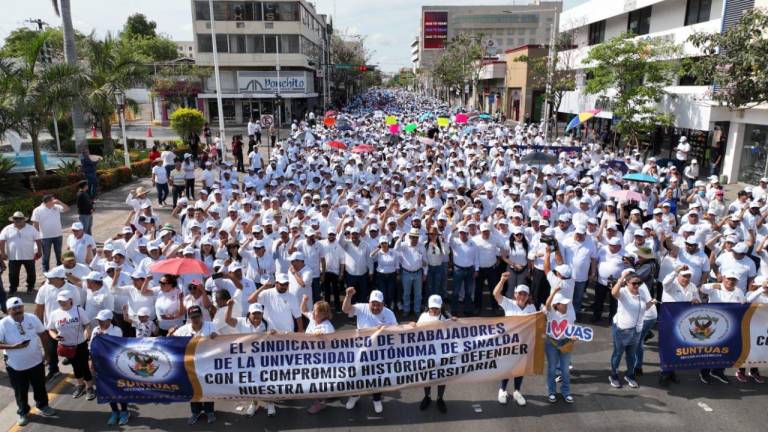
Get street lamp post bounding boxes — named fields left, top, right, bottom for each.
left=208, top=0, right=226, bottom=161
left=114, top=89, right=130, bottom=168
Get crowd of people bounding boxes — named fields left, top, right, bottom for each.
left=0, top=88, right=767, bottom=427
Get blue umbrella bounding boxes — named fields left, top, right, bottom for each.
left=461, top=126, right=475, bottom=135
left=622, top=172, right=658, bottom=183
left=479, top=113, right=492, bottom=119
left=419, top=112, right=434, bottom=122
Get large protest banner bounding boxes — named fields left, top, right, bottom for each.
left=92, top=314, right=546, bottom=403
left=659, top=303, right=768, bottom=370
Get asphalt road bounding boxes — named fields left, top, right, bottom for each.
left=1, top=317, right=766, bottom=432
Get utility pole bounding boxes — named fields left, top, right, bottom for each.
left=208, top=0, right=227, bottom=161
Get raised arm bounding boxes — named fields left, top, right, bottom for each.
left=492, top=272, right=510, bottom=305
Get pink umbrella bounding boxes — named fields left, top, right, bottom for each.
left=149, top=258, right=210, bottom=276
left=608, top=189, right=643, bottom=202
left=351, top=144, right=375, bottom=154
left=455, top=113, right=468, bottom=124
left=327, top=140, right=346, bottom=150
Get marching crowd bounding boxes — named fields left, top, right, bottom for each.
left=1, top=88, right=767, bottom=428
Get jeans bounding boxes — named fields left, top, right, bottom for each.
left=7, top=362, right=48, bottom=416
left=185, top=179, right=195, bottom=199
left=322, top=272, right=342, bottom=310
left=505, top=268, right=529, bottom=298
left=635, top=318, right=656, bottom=369
left=155, top=182, right=169, bottom=205
left=401, top=269, right=423, bottom=314
left=375, top=272, right=398, bottom=309
left=573, top=280, right=588, bottom=314
left=85, top=173, right=98, bottom=198
left=311, top=277, right=321, bottom=302
left=345, top=273, right=369, bottom=304
left=0, top=277, right=6, bottom=313
left=109, top=402, right=128, bottom=413
left=592, top=282, right=617, bottom=322
left=611, top=324, right=640, bottom=378
left=545, top=338, right=572, bottom=396
left=46, top=336, right=60, bottom=375
left=8, top=260, right=35, bottom=293
left=79, top=214, right=93, bottom=236
left=451, top=266, right=474, bottom=314
left=190, top=401, right=214, bottom=415
left=40, top=236, right=63, bottom=272
left=172, top=185, right=184, bottom=208
left=531, top=268, right=551, bottom=309
left=474, top=266, right=498, bottom=313
left=426, top=264, right=446, bottom=298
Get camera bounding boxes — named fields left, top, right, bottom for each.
left=540, top=235, right=557, bottom=247
left=211, top=273, right=223, bottom=280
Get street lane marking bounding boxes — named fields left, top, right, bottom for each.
left=6, top=374, right=71, bottom=432
left=697, top=402, right=713, bottom=412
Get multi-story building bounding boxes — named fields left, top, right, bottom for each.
left=175, top=41, right=195, bottom=59
left=416, top=3, right=562, bottom=70
left=190, top=0, right=331, bottom=126
left=557, top=0, right=768, bottom=184
left=410, top=36, right=419, bottom=73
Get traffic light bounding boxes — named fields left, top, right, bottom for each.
left=358, top=65, right=368, bottom=72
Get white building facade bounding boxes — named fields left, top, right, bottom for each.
left=191, top=0, right=331, bottom=126
left=557, top=0, right=768, bottom=184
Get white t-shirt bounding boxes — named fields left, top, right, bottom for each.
left=230, top=317, right=267, bottom=334
left=67, top=234, right=96, bottom=264
left=500, top=297, right=537, bottom=316
left=547, top=273, right=575, bottom=301
left=350, top=303, right=398, bottom=329
left=612, top=287, right=651, bottom=331
left=47, top=306, right=90, bottom=346
left=0, top=314, right=46, bottom=370
left=35, top=283, right=82, bottom=326
left=173, top=321, right=217, bottom=337
left=155, top=289, right=183, bottom=330
left=259, top=288, right=301, bottom=332
left=89, top=324, right=122, bottom=349
left=545, top=304, right=575, bottom=340
left=0, top=224, right=40, bottom=260
left=304, top=312, right=335, bottom=334
left=31, top=204, right=64, bottom=239
left=675, top=142, right=690, bottom=161
left=152, top=165, right=168, bottom=184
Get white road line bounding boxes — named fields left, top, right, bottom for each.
left=697, top=402, right=713, bottom=412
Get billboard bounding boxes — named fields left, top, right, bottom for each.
left=423, top=11, right=448, bottom=49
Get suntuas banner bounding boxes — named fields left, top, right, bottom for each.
left=92, top=314, right=546, bottom=403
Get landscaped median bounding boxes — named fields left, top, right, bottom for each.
left=0, top=158, right=154, bottom=224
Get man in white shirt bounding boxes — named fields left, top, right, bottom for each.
left=67, top=222, right=96, bottom=265
left=0, top=297, right=56, bottom=426
left=151, top=159, right=169, bottom=206
left=450, top=226, right=478, bottom=315
left=321, top=230, right=344, bottom=311
left=341, top=288, right=397, bottom=414
left=253, top=273, right=303, bottom=333
left=0, top=212, right=42, bottom=294
left=398, top=228, right=427, bottom=316
left=33, top=267, right=81, bottom=379
left=474, top=223, right=501, bottom=315
left=31, top=195, right=68, bottom=273
left=338, top=227, right=374, bottom=303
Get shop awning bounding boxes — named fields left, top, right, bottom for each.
left=196, top=93, right=319, bottom=99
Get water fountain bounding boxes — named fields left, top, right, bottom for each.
left=2, top=130, right=76, bottom=173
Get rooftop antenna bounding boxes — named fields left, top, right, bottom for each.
left=24, top=18, right=47, bottom=31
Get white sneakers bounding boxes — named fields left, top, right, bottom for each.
left=266, top=402, right=276, bottom=417
left=497, top=389, right=508, bottom=405
left=373, top=400, right=383, bottom=414
left=512, top=391, right=527, bottom=406
left=345, top=396, right=360, bottom=410
left=245, top=402, right=258, bottom=417
left=499, top=389, right=526, bottom=406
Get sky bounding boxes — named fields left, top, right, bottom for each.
left=2, top=0, right=587, bottom=73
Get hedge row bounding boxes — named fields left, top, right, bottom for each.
left=1, top=159, right=155, bottom=225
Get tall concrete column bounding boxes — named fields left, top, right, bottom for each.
left=721, top=122, right=745, bottom=184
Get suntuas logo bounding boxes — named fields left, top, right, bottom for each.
left=688, top=315, right=718, bottom=341
left=115, top=347, right=173, bottom=381
left=676, top=308, right=731, bottom=345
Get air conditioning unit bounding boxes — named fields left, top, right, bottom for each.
left=265, top=22, right=274, bottom=29
left=236, top=22, right=245, bottom=28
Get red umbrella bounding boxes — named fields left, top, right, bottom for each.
left=149, top=258, right=210, bottom=276
left=327, top=140, right=346, bottom=150
left=351, top=144, right=375, bottom=154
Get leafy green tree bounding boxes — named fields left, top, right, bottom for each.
left=170, top=108, right=205, bottom=140
left=687, top=9, right=768, bottom=109
left=0, top=29, right=83, bottom=174
left=582, top=33, right=681, bottom=147
left=81, top=33, right=149, bottom=154
left=431, top=33, right=484, bottom=105
left=123, top=13, right=157, bottom=38
left=127, top=35, right=179, bottom=62
left=330, top=32, right=379, bottom=105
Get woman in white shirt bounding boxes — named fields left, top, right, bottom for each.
left=425, top=228, right=448, bottom=299
left=89, top=310, right=131, bottom=425
left=154, top=275, right=185, bottom=336
left=504, top=227, right=530, bottom=297
left=301, top=297, right=335, bottom=415
left=609, top=271, right=653, bottom=390
left=492, top=272, right=535, bottom=406
left=543, top=285, right=575, bottom=404
left=169, top=305, right=218, bottom=425
left=371, top=236, right=399, bottom=309
left=415, top=295, right=453, bottom=413
left=47, top=292, right=93, bottom=400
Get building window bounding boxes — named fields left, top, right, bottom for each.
left=263, top=2, right=299, bottom=21
left=264, top=35, right=277, bottom=53
left=279, top=35, right=300, bottom=53
left=197, top=35, right=212, bottom=52
left=685, top=0, right=711, bottom=26
left=246, top=35, right=265, bottom=53
left=588, top=20, right=605, bottom=45
left=229, top=35, right=246, bottom=53
left=627, top=6, right=652, bottom=36
left=194, top=1, right=210, bottom=20
left=195, top=2, right=263, bottom=21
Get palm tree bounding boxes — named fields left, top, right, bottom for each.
left=81, top=33, right=148, bottom=154
left=52, top=0, right=87, bottom=152
left=0, top=30, right=83, bottom=175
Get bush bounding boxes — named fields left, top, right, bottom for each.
left=30, top=173, right=68, bottom=191
left=170, top=107, right=205, bottom=139
left=130, top=159, right=152, bottom=177
left=128, top=138, right=147, bottom=149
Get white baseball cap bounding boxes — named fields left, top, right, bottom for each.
left=427, top=295, right=443, bottom=309
left=369, top=290, right=384, bottom=303
left=96, top=309, right=113, bottom=321
left=248, top=303, right=265, bottom=314
left=514, top=284, right=530, bottom=294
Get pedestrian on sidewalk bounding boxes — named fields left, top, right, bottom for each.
left=233, top=136, right=245, bottom=173
left=183, top=154, right=196, bottom=199
left=151, top=159, right=169, bottom=206
left=0, top=297, right=56, bottom=427
left=170, top=159, right=186, bottom=208
left=79, top=148, right=99, bottom=198
left=31, top=194, right=69, bottom=273
left=0, top=212, right=42, bottom=296
left=76, top=181, right=94, bottom=235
